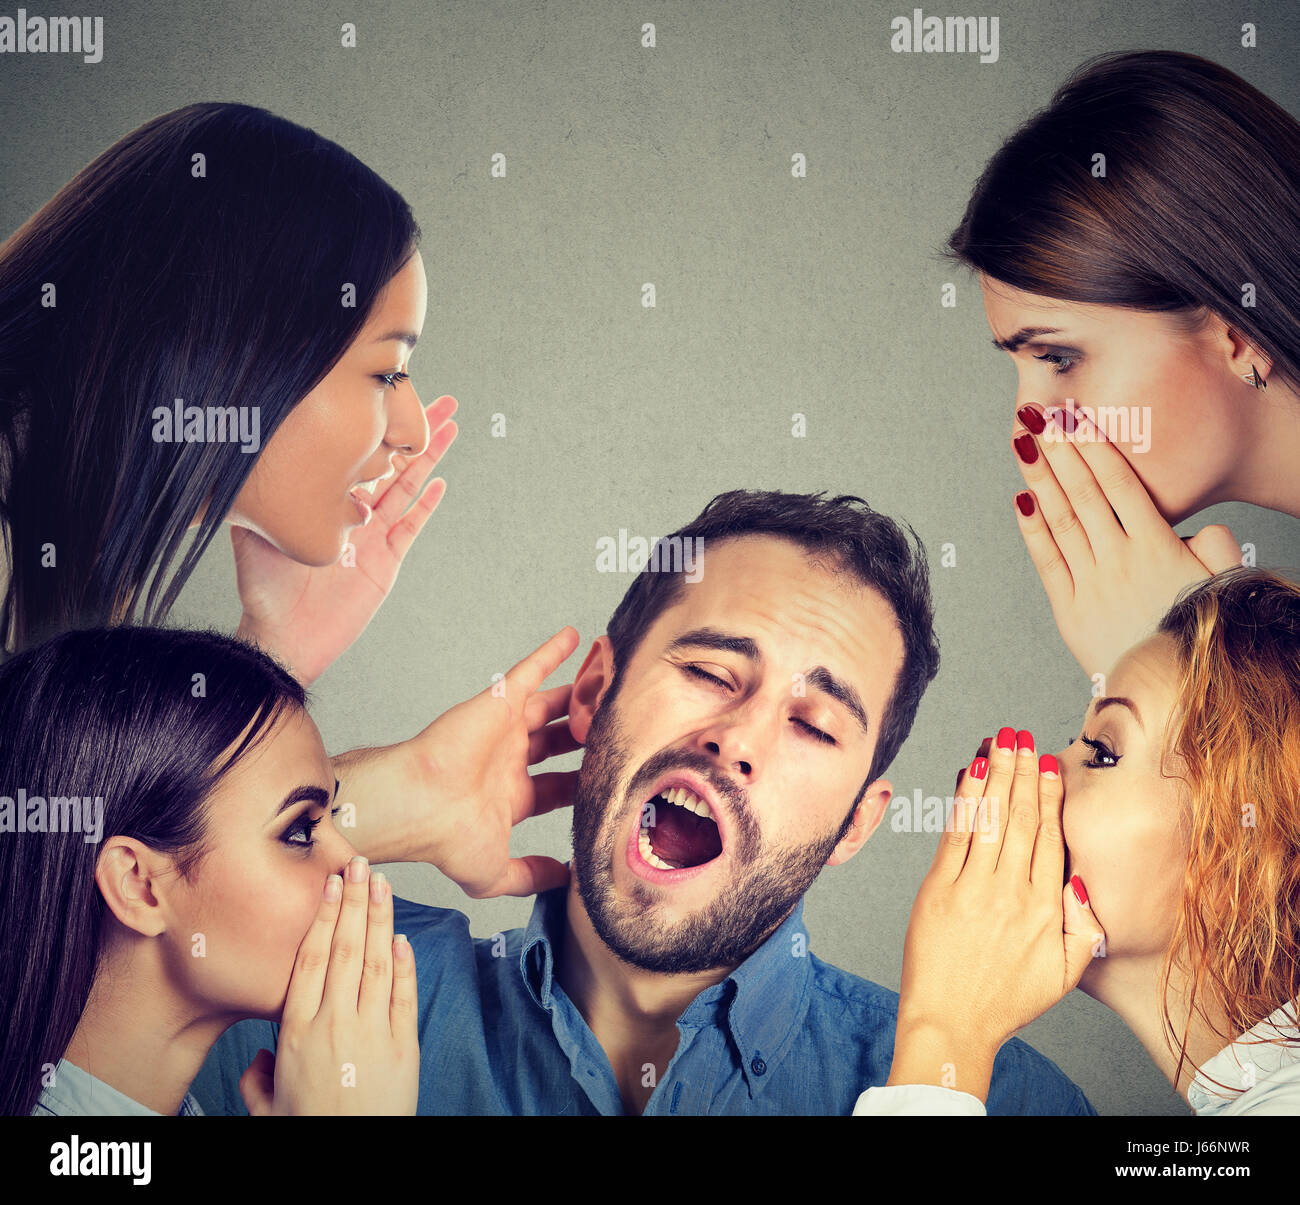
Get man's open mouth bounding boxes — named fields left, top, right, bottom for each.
left=639, top=785, right=724, bottom=871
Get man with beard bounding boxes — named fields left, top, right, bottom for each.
left=193, top=490, right=1092, bottom=1115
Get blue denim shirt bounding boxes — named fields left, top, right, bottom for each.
left=192, top=888, right=1093, bottom=1115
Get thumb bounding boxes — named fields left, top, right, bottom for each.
left=238, top=1048, right=277, bottom=1116
left=1062, top=875, right=1107, bottom=990
left=1183, top=524, right=1242, bottom=574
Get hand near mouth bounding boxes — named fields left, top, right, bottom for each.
left=401, top=624, right=584, bottom=898
left=1011, top=402, right=1242, bottom=683
left=233, top=395, right=458, bottom=685
left=887, top=727, right=1105, bottom=1103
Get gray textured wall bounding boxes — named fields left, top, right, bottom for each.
left=5, top=0, right=1299, bottom=1115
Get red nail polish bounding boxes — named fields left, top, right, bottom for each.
left=1039, top=754, right=1059, bottom=776
left=1013, top=434, right=1039, bottom=465
left=969, top=757, right=988, bottom=780
left=1048, top=407, right=1077, bottom=435
left=1071, top=875, right=1089, bottom=906
left=1015, top=490, right=1035, bottom=517
left=1017, top=729, right=1034, bottom=752
left=1016, top=407, right=1046, bottom=434
left=996, top=727, right=1016, bottom=751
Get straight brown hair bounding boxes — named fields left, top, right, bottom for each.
left=948, top=51, right=1300, bottom=394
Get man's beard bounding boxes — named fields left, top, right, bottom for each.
left=571, top=681, right=848, bottom=974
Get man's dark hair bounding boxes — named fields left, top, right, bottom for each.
left=604, top=490, right=940, bottom=815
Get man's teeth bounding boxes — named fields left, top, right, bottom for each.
left=662, top=785, right=712, bottom=820
left=637, top=829, right=679, bottom=871
left=637, top=786, right=714, bottom=872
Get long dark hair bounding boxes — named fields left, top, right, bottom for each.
left=947, top=51, right=1300, bottom=393
left=0, top=626, right=306, bottom=1115
left=0, top=103, right=421, bottom=651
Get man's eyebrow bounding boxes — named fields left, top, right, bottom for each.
left=804, top=666, right=870, bottom=737
left=668, top=628, right=870, bottom=737
left=274, top=784, right=334, bottom=818
left=666, top=628, right=761, bottom=660
left=1089, top=696, right=1144, bottom=730
left=991, top=326, right=1063, bottom=353
left=372, top=330, right=419, bottom=349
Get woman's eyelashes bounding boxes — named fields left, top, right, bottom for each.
left=1067, top=734, right=1119, bottom=769
left=1032, top=350, right=1079, bottom=375
left=680, top=663, right=836, bottom=745
left=375, top=371, right=410, bottom=390
left=281, top=805, right=342, bottom=853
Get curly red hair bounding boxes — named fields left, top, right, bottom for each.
left=1156, top=567, right=1300, bottom=1091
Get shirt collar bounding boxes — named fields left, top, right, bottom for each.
left=520, top=887, right=566, bottom=1010
left=35, top=1058, right=205, bottom=1117
left=520, top=887, right=813, bottom=1094
left=1188, top=1002, right=1300, bottom=1114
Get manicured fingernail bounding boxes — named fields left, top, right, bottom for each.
left=1015, top=490, right=1035, bottom=517
left=324, top=874, right=343, bottom=901
left=969, top=757, right=988, bottom=780
left=996, top=727, right=1016, bottom=751
left=1039, top=754, right=1059, bottom=776
left=393, top=933, right=410, bottom=958
left=977, top=736, right=993, bottom=758
left=370, top=870, right=388, bottom=900
left=1014, top=433, right=1039, bottom=464
left=1016, top=406, right=1046, bottom=434
left=1046, top=406, right=1077, bottom=434
left=1070, top=874, right=1090, bottom=907
left=348, top=855, right=369, bottom=883
left=1017, top=729, right=1035, bottom=753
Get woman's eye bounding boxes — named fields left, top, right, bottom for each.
left=1033, top=352, right=1077, bottom=375
left=281, top=812, right=323, bottom=849
left=1080, top=736, right=1118, bottom=768
left=375, top=371, right=410, bottom=389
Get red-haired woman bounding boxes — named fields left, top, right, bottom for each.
left=861, top=567, right=1300, bottom=1115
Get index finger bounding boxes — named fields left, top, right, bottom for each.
left=928, top=757, right=988, bottom=883
left=282, top=874, right=343, bottom=1027
left=505, top=627, right=581, bottom=695
left=1047, top=404, right=1167, bottom=540
left=1030, top=754, right=1066, bottom=892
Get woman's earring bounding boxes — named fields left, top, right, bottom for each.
left=1243, top=364, right=1267, bottom=390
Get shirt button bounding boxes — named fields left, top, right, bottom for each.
left=750, top=1057, right=767, bottom=1076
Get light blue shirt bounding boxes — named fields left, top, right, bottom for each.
left=32, top=1058, right=204, bottom=1117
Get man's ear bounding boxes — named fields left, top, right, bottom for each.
left=94, top=837, right=173, bottom=938
left=825, top=779, right=892, bottom=867
left=568, top=635, right=616, bottom=744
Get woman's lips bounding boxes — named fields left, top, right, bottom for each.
left=347, top=485, right=374, bottom=525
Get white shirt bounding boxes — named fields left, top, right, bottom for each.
left=853, top=1003, right=1300, bottom=1116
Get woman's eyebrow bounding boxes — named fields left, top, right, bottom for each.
left=1091, top=696, right=1144, bottom=730
left=372, top=330, right=419, bottom=349
left=991, top=326, right=1063, bottom=352
left=274, top=784, right=333, bottom=818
